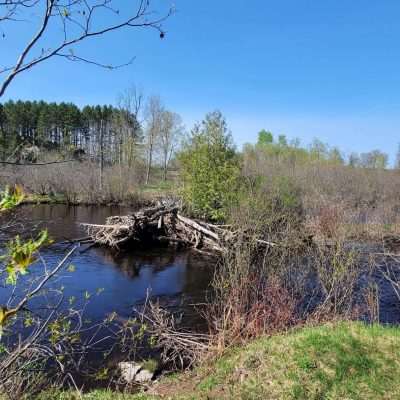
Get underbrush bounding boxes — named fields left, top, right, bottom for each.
left=242, top=152, right=400, bottom=240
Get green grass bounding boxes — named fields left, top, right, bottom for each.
left=36, top=322, right=400, bottom=400
left=139, top=180, right=179, bottom=195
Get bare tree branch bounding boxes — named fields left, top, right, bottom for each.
left=55, top=52, right=135, bottom=70
left=0, top=0, right=174, bottom=97
left=0, top=159, right=76, bottom=165
left=2, top=246, right=77, bottom=322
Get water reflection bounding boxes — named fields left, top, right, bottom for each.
left=1, top=204, right=214, bottom=326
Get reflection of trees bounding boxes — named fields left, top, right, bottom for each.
left=183, top=252, right=214, bottom=296
left=91, top=247, right=214, bottom=293
left=93, top=247, right=187, bottom=280
left=113, top=256, right=141, bottom=279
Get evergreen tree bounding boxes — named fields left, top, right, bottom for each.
left=179, top=111, right=240, bottom=221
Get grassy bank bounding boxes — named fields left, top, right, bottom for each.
left=38, top=322, right=400, bottom=400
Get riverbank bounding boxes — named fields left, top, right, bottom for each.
left=17, top=194, right=400, bottom=246
left=37, top=322, right=400, bottom=400
left=0, top=162, right=180, bottom=208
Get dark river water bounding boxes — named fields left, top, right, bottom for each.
left=0, top=204, right=214, bottom=330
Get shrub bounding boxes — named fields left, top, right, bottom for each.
left=229, top=174, right=304, bottom=245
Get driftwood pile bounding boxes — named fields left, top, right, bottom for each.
left=81, top=203, right=278, bottom=253
left=82, top=204, right=233, bottom=253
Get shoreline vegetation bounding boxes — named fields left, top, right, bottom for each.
left=15, top=173, right=180, bottom=207
left=1, top=110, right=400, bottom=399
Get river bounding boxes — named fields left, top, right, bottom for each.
left=0, top=204, right=214, bottom=332
left=0, top=204, right=399, bottom=344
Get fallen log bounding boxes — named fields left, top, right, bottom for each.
left=176, top=214, right=220, bottom=242
left=81, top=223, right=130, bottom=230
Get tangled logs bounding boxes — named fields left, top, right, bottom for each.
left=81, top=203, right=278, bottom=253
left=82, top=205, right=222, bottom=253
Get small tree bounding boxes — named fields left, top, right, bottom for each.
left=257, top=129, right=273, bottom=145
left=178, top=111, right=240, bottom=221
left=328, top=147, right=344, bottom=165
left=348, top=152, right=360, bottom=167
left=360, top=150, right=388, bottom=169
left=278, top=134, right=287, bottom=147
left=309, top=138, right=328, bottom=161
left=159, top=110, right=183, bottom=181
left=144, top=96, right=163, bottom=185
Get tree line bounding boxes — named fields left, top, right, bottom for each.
left=246, top=129, right=391, bottom=169
left=0, top=100, right=395, bottom=198
left=0, top=91, right=184, bottom=184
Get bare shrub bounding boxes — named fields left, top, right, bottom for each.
left=315, top=204, right=342, bottom=239
left=209, top=250, right=299, bottom=351
left=377, top=249, right=400, bottom=304
left=139, top=302, right=209, bottom=370
left=207, top=182, right=304, bottom=350
left=310, top=240, right=362, bottom=320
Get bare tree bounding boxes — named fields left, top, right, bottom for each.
left=115, top=85, right=144, bottom=167
left=360, top=150, right=388, bottom=169
left=144, top=95, right=163, bottom=185
left=117, top=85, right=144, bottom=121
left=159, top=110, right=183, bottom=181
left=0, top=1, right=173, bottom=97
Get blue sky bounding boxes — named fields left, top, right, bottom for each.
left=2, top=0, right=400, bottom=161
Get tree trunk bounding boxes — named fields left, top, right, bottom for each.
left=145, top=146, right=152, bottom=185
left=99, top=119, right=104, bottom=191
left=163, top=161, right=167, bottom=181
